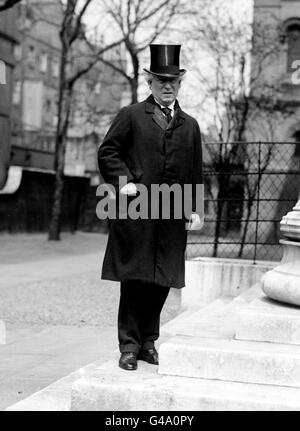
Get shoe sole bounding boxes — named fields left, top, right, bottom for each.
left=118, top=363, right=137, bottom=371
left=137, top=355, right=159, bottom=365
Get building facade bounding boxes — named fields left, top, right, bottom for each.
left=0, top=0, right=127, bottom=232
left=248, top=0, right=300, bottom=141
left=0, top=6, right=18, bottom=190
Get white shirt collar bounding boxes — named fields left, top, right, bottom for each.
left=153, top=97, right=176, bottom=113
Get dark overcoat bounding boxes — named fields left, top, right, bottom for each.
left=98, top=94, right=203, bottom=288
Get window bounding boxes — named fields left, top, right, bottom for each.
left=14, top=45, right=22, bottom=62
left=0, top=60, right=5, bottom=84
left=51, top=57, right=59, bottom=78
left=18, top=4, right=33, bottom=30
left=28, top=45, right=35, bottom=57
left=95, top=82, right=101, bottom=95
left=45, top=99, right=51, bottom=112
left=40, top=52, right=48, bottom=74
left=12, top=81, right=21, bottom=105
left=52, top=115, right=58, bottom=127
left=28, top=45, right=36, bottom=70
left=287, top=24, right=300, bottom=73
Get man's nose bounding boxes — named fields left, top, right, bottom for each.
left=164, top=81, right=172, bottom=89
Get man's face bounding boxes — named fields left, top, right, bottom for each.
left=148, top=75, right=181, bottom=106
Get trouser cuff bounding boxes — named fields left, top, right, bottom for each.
left=141, top=341, right=155, bottom=350
left=119, top=343, right=140, bottom=354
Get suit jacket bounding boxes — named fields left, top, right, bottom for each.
left=98, top=94, right=203, bottom=288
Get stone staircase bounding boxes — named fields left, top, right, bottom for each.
left=70, top=283, right=300, bottom=411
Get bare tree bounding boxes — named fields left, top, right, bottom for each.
left=0, top=0, right=22, bottom=12
left=92, top=0, right=187, bottom=104
left=185, top=0, right=295, bottom=257
left=43, top=0, right=127, bottom=240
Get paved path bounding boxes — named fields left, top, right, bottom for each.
left=0, top=253, right=103, bottom=289
left=0, top=324, right=116, bottom=410
left=0, top=232, right=181, bottom=410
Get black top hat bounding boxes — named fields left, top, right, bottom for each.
left=143, top=44, right=186, bottom=78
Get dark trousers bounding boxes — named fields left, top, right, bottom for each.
left=118, top=280, right=170, bottom=354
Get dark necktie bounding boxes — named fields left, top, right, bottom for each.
left=161, top=107, right=172, bottom=124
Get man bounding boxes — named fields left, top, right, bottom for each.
left=98, top=44, right=203, bottom=371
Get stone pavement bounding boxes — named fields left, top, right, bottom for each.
left=0, top=324, right=116, bottom=410
left=0, top=232, right=181, bottom=410
left=5, top=333, right=172, bottom=411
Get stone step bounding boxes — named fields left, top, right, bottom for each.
left=70, top=355, right=300, bottom=411
left=162, top=286, right=263, bottom=339
left=236, top=295, right=300, bottom=345
left=161, top=296, right=232, bottom=336
left=158, top=336, right=300, bottom=388
left=4, top=333, right=170, bottom=411
left=6, top=363, right=98, bottom=411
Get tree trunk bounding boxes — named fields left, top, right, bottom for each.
left=48, top=132, right=67, bottom=241
left=129, top=49, right=139, bottom=104
left=48, top=49, right=73, bottom=240
left=130, top=78, right=138, bottom=104
left=213, top=183, right=226, bottom=257
left=238, top=198, right=253, bottom=257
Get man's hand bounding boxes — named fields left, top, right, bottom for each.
left=120, top=182, right=137, bottom=196
left=186, top=213, right=204, bottom=230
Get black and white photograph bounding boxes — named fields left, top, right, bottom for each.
left=0, top=0, right=300, bottom=419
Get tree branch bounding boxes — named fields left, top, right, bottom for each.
left=68, top=37, right=126, bottom=87
left=0, top=0, right=21, bottom=12
left=98, top=56, right=131, bottom=82
left=69, top=0, right=93, bottom=45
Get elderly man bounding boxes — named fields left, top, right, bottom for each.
left=98, top=44, right=203, bottom=371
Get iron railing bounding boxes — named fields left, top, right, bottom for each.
left=186, top=141, right=300, bottom=263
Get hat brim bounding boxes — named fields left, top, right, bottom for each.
left=143, top=68, right=186, bottom=78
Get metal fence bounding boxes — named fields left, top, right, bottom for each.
left=186, top=141, right=300, bottom=263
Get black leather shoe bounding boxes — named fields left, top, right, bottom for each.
left=137, top=348, right=159, bottom=365
left=119, top=352, right=138, bottom=371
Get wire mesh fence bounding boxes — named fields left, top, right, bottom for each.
left=186, top=141, right=300, bottom=263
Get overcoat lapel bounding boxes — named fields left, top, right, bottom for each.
left=167, top=101, right=185, bottom=131
left=145, top=95, right=167, bottom=130
left=152, top=106, right=168, bottom=130
left=145, top=95, right=185, bottom=131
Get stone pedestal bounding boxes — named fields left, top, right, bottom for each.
left=280, top=199, right=300, bottom=241
left=184, top=258, right=275, bottom=309
left=262, top=187, right=300, bottom=306
left=261, top=240, right=300, bottom=306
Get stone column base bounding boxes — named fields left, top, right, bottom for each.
left=262, top=240, right=300, bottom=306
left=184, top=258, right=275, bottom=309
